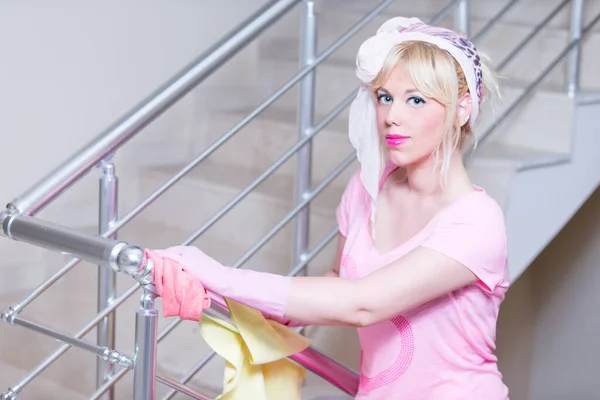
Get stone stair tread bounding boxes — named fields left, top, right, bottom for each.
left=142, top=156, right=349, bottom=212
left=146, top=158, right=295, bottom=202
left=314, top=0, right=600, bottom=32
left=209, top=104, right=350, bottom=135
left=471, top=141, right=570, bottom=167
left=0, top=359, right=87, bottom=400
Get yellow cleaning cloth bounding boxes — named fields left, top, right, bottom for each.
left=199, top=298, right=311, bottom=400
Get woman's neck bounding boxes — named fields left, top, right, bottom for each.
left=399, top=151, right=472, bottom=198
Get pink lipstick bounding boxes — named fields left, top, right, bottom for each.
left=385, top=134, right=410, bottom=146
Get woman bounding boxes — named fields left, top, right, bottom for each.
left=152, top=16, right=509, bottom=399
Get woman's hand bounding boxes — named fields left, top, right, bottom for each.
left=151, top=245, right=292, bottom=320
left=153, top=245, right=228, bottom=289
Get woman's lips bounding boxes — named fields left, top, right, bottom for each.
left=385, top=134, right=410, bottom=146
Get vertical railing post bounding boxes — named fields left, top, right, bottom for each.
left=96, top=158, right=118, bottom=399
left=293, top=0, right=317, bottom=275
left=454, top=0, right=470, bottom=36
left=133, top=287, right=158, bottom=400
left=567, top=0, right=585, bottom=97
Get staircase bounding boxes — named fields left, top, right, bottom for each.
left=1, top=0, right=600, bottom=399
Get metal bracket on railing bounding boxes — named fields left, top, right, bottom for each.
left=101, top=348, right=134, bottom=370
left=0, top=306, right=19, bottom=325
left=95, top=152, right=116, bottom=169
left=109, top=244, right=152, bottom=283
left=0, top=210, right=17, bottom=240
left=1, top=389, right=20, bottom=400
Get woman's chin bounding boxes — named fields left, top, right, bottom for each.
left=387, top=150, right=432, bottom=169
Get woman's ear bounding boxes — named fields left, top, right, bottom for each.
left=458, top=93, right=473, bottom=126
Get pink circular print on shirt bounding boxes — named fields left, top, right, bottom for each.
left=341, top=254, right=415, bottom=392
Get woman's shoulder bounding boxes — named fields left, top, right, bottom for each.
left=435, top=187, right=507, bottom=240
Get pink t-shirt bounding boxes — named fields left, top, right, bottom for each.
left=336, top=166, right=510, bottom=400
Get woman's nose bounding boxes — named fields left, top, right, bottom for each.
left=385, top=103, right=403, bottom=126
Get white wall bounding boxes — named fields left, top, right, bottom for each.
left=0, top=0, right=268, bottom=216
left=496, top=187, right=600, bottom=399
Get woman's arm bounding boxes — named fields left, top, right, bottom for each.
left=274, top=233, right=346, bottom=326
left=284, top=246, right=477, bottom=327
left=283, top=202, right=507, bottom=327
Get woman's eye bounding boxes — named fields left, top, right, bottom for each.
left=377, top=94, right=392, bottom=104
left=407, top=96, right=426, bottom=106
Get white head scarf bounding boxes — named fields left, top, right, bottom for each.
left=348, top=17, right=484, bottom=234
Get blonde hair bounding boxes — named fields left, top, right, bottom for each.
left=371, top=40, right=500, bottom=184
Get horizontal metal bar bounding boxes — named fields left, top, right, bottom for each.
left=0, top=212, right=124, bottom=268
left=472, top=0, right=520, bottom=41
left=5, top=316, right=133, bottom=369
left=2, top=211, right=152, bottom=313
left=475, top=11, right=600, bottom=148
left=233, top=152, right=355, bottom=268
left=497, top=0, right=571, bottom=71
left=2, top=284, right=140, bottom=395
left=156, top=375, right=211, bottom=400
left=6, top=0, right=300, bottom=217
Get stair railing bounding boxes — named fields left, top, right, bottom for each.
left=2, top=0, right=595, bottom=398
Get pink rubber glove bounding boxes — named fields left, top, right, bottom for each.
left=154, top=245, right=293, bottom=321
left=148, top=249, right=211, bottom=321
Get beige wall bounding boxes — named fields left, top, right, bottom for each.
left=496, top=187, right=600, bottom=399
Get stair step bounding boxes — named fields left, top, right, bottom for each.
left=0, top=360, right=88, bottom=400
left=314, top=0, right=600, bottom=33
left=188, top=107, right=355, bottom=186
left=475, top=87, right=574, bottom=155
left=470, top=141, right=570, bottom=168
left=259, top=5, right=600, bottom=92
left=134, top=157, right=347, bottom=272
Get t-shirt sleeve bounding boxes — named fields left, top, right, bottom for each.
left=336, top=171, right=361, bottom=237
left=419, top=196, right=508, bottom=294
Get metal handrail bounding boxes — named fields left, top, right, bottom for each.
left=6, top=0, right=300, bottom=216
left=0, top=207, right=357, bottom=398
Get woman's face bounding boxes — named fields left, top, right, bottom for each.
left=374, top=64, right=447, bottom=168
